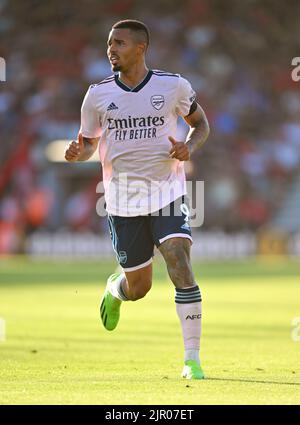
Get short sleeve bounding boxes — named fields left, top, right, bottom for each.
left=79, top=86, right=102, bottom=138
left=175, top=76, right=197, bottom=117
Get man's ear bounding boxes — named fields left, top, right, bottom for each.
left=137, top=43, right=147, bottom=55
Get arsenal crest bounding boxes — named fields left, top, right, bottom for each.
left=151, top=95, right=165, bottom=110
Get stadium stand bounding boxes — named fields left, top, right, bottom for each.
left=1, top=0, right=300, bottom=253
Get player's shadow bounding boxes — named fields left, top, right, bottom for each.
left=206, top=377, right=300, bottom=386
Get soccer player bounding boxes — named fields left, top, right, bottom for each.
left=65, top=20, right=210, bottom=379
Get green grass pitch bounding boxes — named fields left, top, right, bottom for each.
left=0, top=256, right=300, bottom=405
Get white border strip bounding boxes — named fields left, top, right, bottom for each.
left=159, top=233, right=193, bottom=245
left=122, top=257, right=153, bottom=272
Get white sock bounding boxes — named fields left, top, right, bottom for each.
left=175, top=285, right=202, bottom=365
left=108, top=273, right=129, bottom=301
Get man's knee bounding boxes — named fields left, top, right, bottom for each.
left=160, top=238, right=190, bottom=263
left=128, top=278, right=152, bottom=301
left=164, top=243, right=190, bottom=272
left=125, top=263, right=152, bottom=301
left=159, top=238, right=194, bottom=286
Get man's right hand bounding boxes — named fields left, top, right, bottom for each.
left=65, top=133, right=85, bottom=162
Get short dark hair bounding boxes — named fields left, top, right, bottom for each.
left=112, top=19, right=150, bottom=48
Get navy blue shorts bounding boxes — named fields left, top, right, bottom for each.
left=107, top=196, right=192, bottom=272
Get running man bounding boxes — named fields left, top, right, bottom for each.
left=65, top=20, right=210, bottom=379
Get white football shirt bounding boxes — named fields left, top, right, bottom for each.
left=80, top=69, right=196, bottom=216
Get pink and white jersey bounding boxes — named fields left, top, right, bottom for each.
left=80, top=69, right=196, bottom=216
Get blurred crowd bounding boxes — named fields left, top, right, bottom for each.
left=1, top=0, right=300, bottom=253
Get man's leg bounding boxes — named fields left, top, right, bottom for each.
left=100, top=214, right=154, bottom=330
left=100, top=264, right=152, bottom=331
left=109, top=263, right=153, bottom=302
left=158, top=237, right=204, bottom=379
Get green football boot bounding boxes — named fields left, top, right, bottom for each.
left=181, top=360, right=205, bottom=380
left=100, top=273, right=122, bottom=331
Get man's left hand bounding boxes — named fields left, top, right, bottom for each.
left=168, top=136, right=190, bottom=161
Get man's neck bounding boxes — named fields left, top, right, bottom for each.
left=119, top=64, right=149, bottom=89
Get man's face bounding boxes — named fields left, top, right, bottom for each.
left=107, top=28, right=143, bottom=72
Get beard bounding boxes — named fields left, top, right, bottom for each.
left=112, top=64, right=122, bottom=72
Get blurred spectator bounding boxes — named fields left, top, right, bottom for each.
left=1, top=0, right=300, bottom=253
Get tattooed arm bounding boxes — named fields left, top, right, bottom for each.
left=184, top=103, right=210, bottom=155
left=168, top=103, right=210, bottom=161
